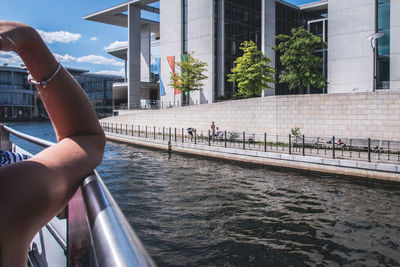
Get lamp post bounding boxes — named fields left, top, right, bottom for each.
left=368, top=32, right=384, bottom=92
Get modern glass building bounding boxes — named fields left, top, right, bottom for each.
left=0, top=65, right=122, bottom=120
left=0, top=65, right=34, bottom=119
left=85, top=0, right=400, bottom=109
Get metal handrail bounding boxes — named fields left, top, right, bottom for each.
left=2, top=125, right=155, bottom=267
left=4, top=125, right=55, bottom=148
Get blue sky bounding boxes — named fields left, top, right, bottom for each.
left=1, top=0, right=317, bottom=76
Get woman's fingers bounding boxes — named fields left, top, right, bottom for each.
left=0, top=21, right=36, bottom=53
left=0, top=33, right=17, bottom=52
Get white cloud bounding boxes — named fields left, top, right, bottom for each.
left=104, top=41, right=128, bottom=51
left=90, top=37, right=98, bottom=41
left=94, top=68, right=125, bottom=77
left=54, top=53, right=76, bottom=62
left=37, top=29, right=81, bottom=44
left=76, top=55, right=124, bottom=66
left=0, top=51, right=23, bottom=66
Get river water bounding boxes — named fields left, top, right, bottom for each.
left=7, top=121, right=400, bottom=266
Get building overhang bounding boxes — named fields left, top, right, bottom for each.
left=299, top=0, right=328, bottom=12
left=107, top=46, right=128, bottom=60
left=84, top=0, right=159, bottom=28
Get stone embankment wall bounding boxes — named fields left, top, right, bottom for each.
left=102, top=91, right=400, bottom=140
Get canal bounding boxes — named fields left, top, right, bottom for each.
left=7, top=121, right=400, bottom=266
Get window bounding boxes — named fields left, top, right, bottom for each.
left=376, top=0, right=390, bottom=89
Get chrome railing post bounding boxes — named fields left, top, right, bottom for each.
left=0, top=124, right=11, bottom=151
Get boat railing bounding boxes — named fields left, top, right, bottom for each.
left=0, top=124, right=155, bottom=267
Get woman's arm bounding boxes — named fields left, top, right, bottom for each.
left=0, top=21, right=105, bottom=266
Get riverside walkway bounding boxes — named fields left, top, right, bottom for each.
left=100, top=122, right=400, bottom=183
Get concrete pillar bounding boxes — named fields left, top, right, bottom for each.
left=261, top=0, right=275, bottom=97
left=391, top=0, right=400, bottom=91
left=141, top=24, right=151, bottom=82
left=128, top=4, right=141, bottom=109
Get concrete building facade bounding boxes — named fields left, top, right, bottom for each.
left=85, top=0, right=398, bottom=109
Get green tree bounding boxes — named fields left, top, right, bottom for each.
left=227, top=40, right=275, bottom=99
left=169, top=52, right=208, bottom=95
left=273, top=27, right=327, bottom=92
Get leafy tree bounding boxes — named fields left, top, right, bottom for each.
left=273, top=27, right=327, bottom=92
left=228, top=40, right=275, bottom=99
left=169, top=52, right=208, bottom=95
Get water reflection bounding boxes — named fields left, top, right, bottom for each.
left=6, top=122, right=400, bottom=266
left=98, top=142, right=400, bottom=266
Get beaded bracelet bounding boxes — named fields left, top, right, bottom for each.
left=28, top=60, right=62, bottom=88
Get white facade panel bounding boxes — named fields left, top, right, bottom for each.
left=187, top=0, right=214, bottom=104
left=160, top=0, right=182, bottom=107
left=391, top=0, right=400, bottom=91
left=328, top=0, right=375, bottom=93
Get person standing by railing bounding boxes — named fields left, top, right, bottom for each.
left=0, top=21, right=105, bottom=266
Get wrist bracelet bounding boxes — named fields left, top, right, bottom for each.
left=28, top=60, right=62, bottom=88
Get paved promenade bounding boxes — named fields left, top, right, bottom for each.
left=101, top=124, right=400, bottom=183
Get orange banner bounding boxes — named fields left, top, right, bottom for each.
left=167, top=56, right=181, bottom=95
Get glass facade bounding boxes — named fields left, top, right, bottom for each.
left=307, top=18, right=328, bottom=94
left=0, top=67, right=33, bottom=119
left=275, top=3, right=328, bottom=95
left=182, top=0, right=188, bottom=54
left=376, top=0, right=390, bottom=90
left=150, top=41, right=160, bottom=82
left=0, top=66, right=121, bottom=120
left=74, top=73, right=123, bottom=118
left=275, top=2, right=301, bottom=95
left=223, top=0, right=262, bottom=98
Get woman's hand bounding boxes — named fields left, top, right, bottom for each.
left=0, top=21, right=38, bottom=53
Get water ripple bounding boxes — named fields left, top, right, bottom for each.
left=8, top=122, right=400, bottom=266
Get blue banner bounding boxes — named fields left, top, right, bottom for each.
left=155, top=58, right=166, bottom=96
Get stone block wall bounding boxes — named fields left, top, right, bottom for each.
left=106, top=91, right=400, bottom=140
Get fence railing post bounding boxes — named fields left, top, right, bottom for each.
left=224, top=131, right=227, bottom=148
left=126, top=124, right=128, bottom=135
left=208, top=130, right=211, bottom=146
left=368, top=138, right=371, bottom=162
left=154, top=126, right=156, bottom=139
left=131, top=125, right=134, bottom=136
left=243, top=132, right=245, bottom=150
left=163, top=127, right=165, bottom=140
left=169, top=127, right=171, bottom=141
left=332, top=136, right=335, bottom=159
left=195, top=130, right=197, bottom=144
left=174, top=128, right=177, bottom=142
left=302, top=135, right=305, bottom=156
left=146, top=126, right=148, bottom=138
left=138, top=125, right=140, bottom=138
left=182, top=128, right=184, bottom=143
left=264, top=133, right=267, bottom=152
left=111, top=123, right=113, bottom=133
left=289, top=134, right=292, bottom=154
left=120, top=123, right=122, bottom=134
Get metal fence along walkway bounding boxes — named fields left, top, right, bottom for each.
left=101, top=122, right=400, bottom=165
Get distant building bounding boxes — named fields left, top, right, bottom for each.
left=85, top=0, right=397, bottom=108
left=0, top=65, right=122, bottom=120
left=0, top=65, right=34, bottom=120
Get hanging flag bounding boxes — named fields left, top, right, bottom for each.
left=155, top=58, right=165, bottom=96
left=167, top=56, right=181, bottom=95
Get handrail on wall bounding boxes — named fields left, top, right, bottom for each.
left=1, top=124, right=155, bottom=267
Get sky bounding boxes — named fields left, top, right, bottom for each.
left=0, top=0, right=318, bottom=77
